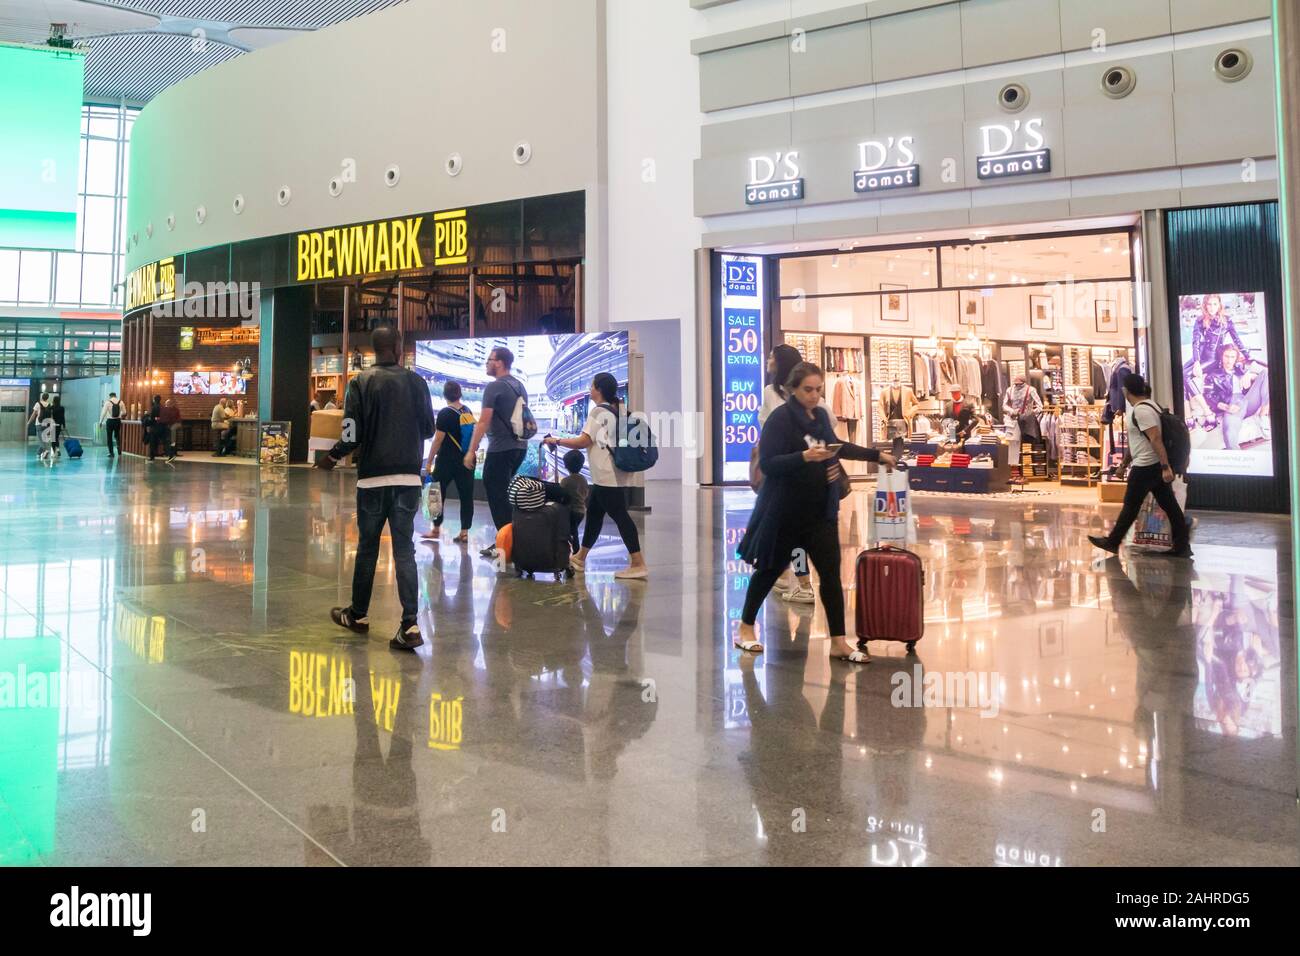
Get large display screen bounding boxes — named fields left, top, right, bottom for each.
left=0, top=43, right=84, bottom=250
left=1178, top=292, right=1272, bottom=478
left=415, top=332, right=629, bottom=480
left=718, top=254, right=765, bottom=483
left=173, top=370, right=247, bottom=394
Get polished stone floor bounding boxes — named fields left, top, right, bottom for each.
left=0, top=446, right=1295, bottom=866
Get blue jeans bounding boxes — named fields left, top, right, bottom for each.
left=351, top=485, right=420, bottom=621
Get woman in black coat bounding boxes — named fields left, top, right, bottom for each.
left=735, top=362, right=894, bottom=663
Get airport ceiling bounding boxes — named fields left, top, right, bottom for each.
left=0, top=0, right=409, bottom=104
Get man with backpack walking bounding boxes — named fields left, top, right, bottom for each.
left=99, top=392, right=123, bottom=456
left=462, top=346, right=533, bottom=558
left=1088, top=372, right=1193, bottom=559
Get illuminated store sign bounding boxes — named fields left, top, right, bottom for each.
left=179, top=327, right=194, bottom=350
left=976, top=118, right=1050, bottom=180
left=195, top=326, right=260, bottom=346
left=295, top=215, right=425, bottom=282
left=854, top=136, right=920, bottom=193
left=433, top=208, right=468, bottom=266
left=717, top=254, right=764, bottom=482
left=745, top=152, right=804, bottom=205
left=125, top=256, right=176, bottom=311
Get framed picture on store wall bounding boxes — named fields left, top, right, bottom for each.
left=879, top=283, right=909, bottom=323
left=1095, top=299, right=1118, bottom=333
left=1029, top=294, right=1055, bottom=331
left=958, top=290, right=984, bottom=326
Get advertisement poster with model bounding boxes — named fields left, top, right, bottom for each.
left=414, top=332, right=628, bottom=481
left=1179, top=292, right=1272, bottom=477
left=1190, top=545, right=1282, bottom=740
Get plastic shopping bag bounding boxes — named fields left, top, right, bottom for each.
left=421, top=479, right=442, bottom=523
left=1128, top=478, right=1188, bottom=550
left=866, top=467, right=915, bottom=547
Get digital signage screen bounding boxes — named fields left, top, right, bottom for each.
left=414, top=332, right=628, bottom=481
left=173, top=370, right=247, bottom=395
left=1178, top=292, right=1272, bottom=478
left=0, top=43, right=84, bottom=250
left=717, top=254, right=765, bottom=483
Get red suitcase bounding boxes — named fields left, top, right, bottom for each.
left=854, top=545, right=925, bottom=652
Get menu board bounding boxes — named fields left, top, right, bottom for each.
left=718, top=254, right=765, bottom=483
left=259, top=421, right=290, bottom=465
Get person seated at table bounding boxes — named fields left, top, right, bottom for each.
left=211, top=398, right=238, bottom=456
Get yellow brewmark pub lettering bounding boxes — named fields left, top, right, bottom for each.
left=125, top=256, right=176, bottom=311
left=295, top=216, right=424, bottom=282
left=433, top=208, right=468, bottom=266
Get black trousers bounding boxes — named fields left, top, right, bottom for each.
left=105, top=419, right=121, bottom=454
left=581, top=485, right=641, bottom=554
left=433, top=464, right=475, bottom=530
left=742, top=519, right=845, bottom=635
left=351, top=485, right=420, bottom=621
left=568, top=512, right=583, bottom=554
left=483, top=448, right=526, bottom=529
left=1104, top=463, right=1190, bottom=551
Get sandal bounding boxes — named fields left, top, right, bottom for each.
left=454, top=530, right=469, bottom=543
left=733, top=638, right=764, bottom=654
left=831, top=650, right=871, bottom=664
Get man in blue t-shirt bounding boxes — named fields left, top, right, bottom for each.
left=463, top=345, right=528, bottom=555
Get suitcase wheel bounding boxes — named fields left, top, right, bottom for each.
left=906, top=641, right=917, bottom=654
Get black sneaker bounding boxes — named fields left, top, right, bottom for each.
left=390, top=620, right=424, bottom=651
left=330, top=606, right=369, bottom=634
left=1087, top=534, right=1119, bottom=555
left=479, top=545, right=499, bottom=560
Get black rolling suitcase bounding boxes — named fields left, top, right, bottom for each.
left=511, top=503, right=574, bottom=580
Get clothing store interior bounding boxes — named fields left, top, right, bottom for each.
left=776, top=227, right=1139, bottom=497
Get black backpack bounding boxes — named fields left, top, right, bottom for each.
left=1135, top=400, right=1191, bottom=477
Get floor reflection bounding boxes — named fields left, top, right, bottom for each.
left=0, top=449, right=1294, bottom=865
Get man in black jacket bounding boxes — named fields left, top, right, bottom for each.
left=317, top=326, right=436, bottom=650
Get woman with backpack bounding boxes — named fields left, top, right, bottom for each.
left=543, top=371, right=647, bottom=580
left=421, top=380, right=475, bottom=543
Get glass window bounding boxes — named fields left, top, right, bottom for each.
left=87, top=113, right=118, bottom=139
left=81, top=254, right=114, bottom=306
left=0, top=250, right=18, bottom=303
left=54, top=253, right=82, bottom=305
left=0, top=103, right=137, bottom=312
left=81, top=196, right=116, bottom=254
left=18, top=251, right=52, bottom=304
left=84, top=138, right=118, bottom=196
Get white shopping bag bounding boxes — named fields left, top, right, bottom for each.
left=866, top=467, right=915, bottom=546
left=1127, top=478, right=1188, bottom=550
left=421, top=480, right=442, bottom=523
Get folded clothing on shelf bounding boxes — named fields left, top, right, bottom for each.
left=950, top=453, right=972, bottom=468
left=969, top=455, right=995, bottom=469
left=916, top=454, right=935, bottom=467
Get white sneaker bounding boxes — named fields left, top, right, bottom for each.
left=783, top=585, right=816, bottom=605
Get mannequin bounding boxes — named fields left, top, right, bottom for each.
left=833, top=374, right=861, bottom=441
left=878, top=378, right=918, bottom=452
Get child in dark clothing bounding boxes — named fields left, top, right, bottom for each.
left=559, top=450, right=589, bottom=555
